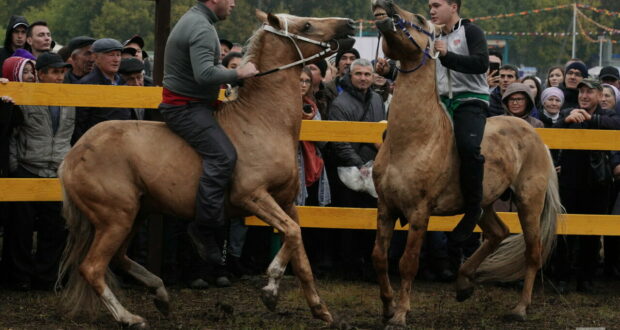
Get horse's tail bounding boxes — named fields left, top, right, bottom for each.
left=56, top=163, right=117, bottom=318
left=475, top=148, right=563, bottom=283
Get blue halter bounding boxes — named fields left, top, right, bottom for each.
left=393, top=16, right=438, bottom=74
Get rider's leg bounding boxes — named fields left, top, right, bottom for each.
left=160, top=102, right=237, bottom=266
left=450, top=101, right=486, bottom=242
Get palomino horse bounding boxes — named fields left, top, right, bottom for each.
left=56, top=11, right=355, bottom=327
left=369, top=0, right=562, bottom=326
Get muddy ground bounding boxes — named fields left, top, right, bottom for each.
left=1, top=274, right=619, bottom=329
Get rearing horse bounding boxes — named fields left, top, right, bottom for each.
left=56, top=10, right=355, bottom=328
left=370, top=1, right=562, bottom=327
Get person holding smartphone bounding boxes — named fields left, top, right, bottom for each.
left=487, top=50, right=502, bottom=91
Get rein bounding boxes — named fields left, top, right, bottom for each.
left=256, top=17, right=340, bottom=77
left=392, top=16, right=439, bottom=74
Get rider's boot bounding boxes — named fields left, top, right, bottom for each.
left=187, top=221, right=225, bottom=266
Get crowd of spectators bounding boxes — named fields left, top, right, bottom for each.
left=0, top=12, right=619, bottom=295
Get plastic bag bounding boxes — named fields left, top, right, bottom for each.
left=337, top=160, right=377, bottom=198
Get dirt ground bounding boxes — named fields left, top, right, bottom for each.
left=1, top=274, right=619, bottom=329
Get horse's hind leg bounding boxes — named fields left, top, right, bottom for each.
left=113, top=236, right=170, bottom=317
left=387, top=208, right=427, bottom=327
left=240, top=191, right=332, bottom=324
left=371, top=202, right=397, bottom=323
left=80, top=211, right=146, bottom=327
left=456, top=206, right=510, bottom=301
left=508, top=190, right=545, bottom=321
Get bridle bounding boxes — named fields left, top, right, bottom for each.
left=256, top=16, right=343, bottom=77
left=390, top=15, right=440, bottom=74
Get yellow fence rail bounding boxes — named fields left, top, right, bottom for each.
left=1, top=82, right=619, bottom=236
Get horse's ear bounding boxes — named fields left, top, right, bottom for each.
left=255, top=9, right=268, bottom=23
left=266, top=13, right=282, bottom=30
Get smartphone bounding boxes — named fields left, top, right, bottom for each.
left=489, top=62, right=500, bottom=77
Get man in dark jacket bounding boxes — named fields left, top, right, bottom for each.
left=159, top=0, right=257, bottom=267
left=0, top=16, right=29, bottom=67
left=560, top=61, right=587, bottom=111
left=63, top=36, right=96, bottom=84
left=328, top=58, right=385, bottom=279
left=323, top=48, right=360, bottom=116
left=73, top=38, right=133, bottom=143
left=553, top=78, right=617, bottom=293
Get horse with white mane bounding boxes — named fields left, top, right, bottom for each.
left=56, top=10, right=355, bottom=328
left=370, top=0, right=562, bottom=327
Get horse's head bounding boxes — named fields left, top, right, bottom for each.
left=255, top=10, right=356, bottom=67
left=371, top=0, right=439, bottom=67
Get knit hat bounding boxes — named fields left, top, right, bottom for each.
left=335, top=48, right=360, bottom=66
left=541, top=87, right=565, bottom=106
left=565, top=61, right=588, bottom=78
left=2, top=56, right=36, bottom=82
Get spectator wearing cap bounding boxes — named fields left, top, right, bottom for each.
left=0, top=15, right=29, bottom=67
left=219, top=38, right=233, bottom=59
left=119, top=57, right=154, bottom=121
left=64, top=36, right=96, bottom=84
left=323, top=48, right=360, bottom=112
left=25, top=21, right=52, bottom=58
left=561, top=61, right=588, bottom=110
left=123, top=35, right=153, bottom=78
left=73, top=38, right=134, bottom=143
left=2, top=52, right=73, bottom=291
left=599, top=66, right=620, bottom=89
left=552, top=78, right=618, bottom=293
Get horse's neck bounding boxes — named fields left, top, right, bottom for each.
left=390, top=60, right=450, bottom=139
left=228, top=33, right=303, bottom=128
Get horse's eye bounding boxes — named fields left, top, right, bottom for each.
left=304, top=22, right=312, bottom=31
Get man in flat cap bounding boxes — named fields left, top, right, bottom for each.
left=599, top=66, right=620, bottom=89
left=64, top=36, right=96, bottom=84
left=3, top=52, right=74, bottom=291
left=73, top=38, right=133, bottom=143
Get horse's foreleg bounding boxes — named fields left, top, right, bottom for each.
left=371, top=202, right=397, bottom=323
left=283, top=204, right=333, bottom=324
left=80, top=220, right=146, bottom=327
left=456, top=207, right=510, bottom=301
left=388, top=210, right=427, bottom=328
left=241, top=193, right=333, bottom=322
left=508, top=202, right=544, bottom=321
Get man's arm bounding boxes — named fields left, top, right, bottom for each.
left=189, top=28, right=239, bottom=87
left=437, top=24, right=489, bottom=74
left=590, top=112, right=620, bottom=130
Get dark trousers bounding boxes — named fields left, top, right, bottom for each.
left=2, top=166, right=67, bottom=286
left=453, top=102, right=487, bottom=211
left=160, top=102, right=237, bottom=228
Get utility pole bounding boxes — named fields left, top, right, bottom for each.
left=599, top=35, right=605, bottom=67
left=153, top=0, right=170, bottom=87
left=571, top=3, right=577, bottom=59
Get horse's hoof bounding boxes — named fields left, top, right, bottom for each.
left=260, top=287, right=279, bottom=312
left=154, top=297, right=170, bottom=317
left=456, top=287, right=474, bottom=302
left=127, top=321, right=149, bottom=329
left=384, top=315, right=406, bottom=329
left=503, top=312, right=527, bottom=322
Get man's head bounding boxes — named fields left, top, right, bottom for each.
left=499, top=64, right=519, bottom=94
left=565, top=61, right=587, bottom=89
left=335, top=48, right=360, bottom=77
left=577, top=78, right=602, bottom=112
left=10, top=21, right=28, bottom=51
left=219, top=38, right=233, bottom=59
left=488, top=49, right=502, bottom=66
left=599, top=66, right=620, bottom=89
left=119, top=58, right=145, bottom=86
left=35, top=52, right=71, bottom=83
left=92, top=38, right=123, bottom=77
left=26, top=21, right=52, bottom=56
left=68, top=36, right=96, bottom=77
left=349, top=58, right=374, bottom=92
left=429, top=0, right=460, bottom=25
left=204, top=0, right=236, bottom=21
left=123, top=35, right=145, bottom=61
